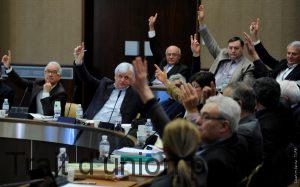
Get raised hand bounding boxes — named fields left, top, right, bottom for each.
left=201, top=81, right=216, bottom=104
left=148, top=13, right=158, bottom=31
left=154, top=64, right=168, bottom=84
left=190, top=34, right=201, bottom=57
left=132, top=59, right=154, bottom=103
left=249, top=18, right=260, bottom=42
left=74, top=42, right=85, bottom=64
left=1, top=50, right=12, bottom=69
left=243, top=32, right=259, bottom=60
left=198, top=5, right=205, bottom=24
left=180, top=83, right=199, bottom=113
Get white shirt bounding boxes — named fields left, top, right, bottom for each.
left=93, top=88, right=126, bottom=124
left=276, top=64, right=298, bottom=82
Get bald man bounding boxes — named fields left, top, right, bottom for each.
left=148, top=13, right=189, bottom=85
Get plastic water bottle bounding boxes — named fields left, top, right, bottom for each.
left=99, top=135, right=110, bottom=162
left=2, top=98, right=9, bottom=115
left=54, top=101, right=61, bottom=119
left=145, top=119, right=153, bottom=137
left=76, top=104, right=83, bottom=119
left=57, top=147, right=69, bottom=176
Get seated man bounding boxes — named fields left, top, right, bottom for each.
left=160, top=74, right=186, bottom=119
left=250, top=18, right=300, bottom=84
left=198, top=5, right=254, bottom=91
left=1, top=51, right=66, bottom=116
left=223, top=82, right=263, bottom=175
left=74, top=44, right=144, bottom=124
left=254, top=77, right=294, bottom=186
left=148, top=13, right=189, bottom=84
left=132, top=60, right=248, bottom=187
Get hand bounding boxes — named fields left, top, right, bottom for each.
left=198, top=5, right=205, bottom=25
left=74, top=42, right=85, bottom=64
left=154, top=64, right=168, bottom=85
left=132, top=59, right=155, bottom=103
left=1, top=50, right=12, bottom=69
left=43, top=82, right=52, bottom=92
left=148, top=13, right=158, bottom=31
left=243, top=32, right=259, bottom=61
left=190, top=34, right=200, bottom=57
left=201, top=81, right=216, bottom=104
left=180, top=83, right=199, bottom=113
left=249, top=18, right=260, bottom=42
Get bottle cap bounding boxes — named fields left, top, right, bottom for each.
left=59, top=147, right=66, bottom=153
left=102, top=135, right=107, bottom=140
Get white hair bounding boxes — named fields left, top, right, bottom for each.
left=287, top=41, right=300, bottom=50
left=169, top=73, right=186, bottom=84
left=206, top=95, right=241, bottom=133
left=45, top=61, right=62, bottom=74
left=114, top=62, right=134, bottom=76
left=278, top=80, right=300, bottom=104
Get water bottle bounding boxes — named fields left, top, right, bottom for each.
left=54, top=101, right=61, bottom=119
left=76, top=104, right=83, bottom=119
left=57, top=147, right=69, bottom=176
left=145, top=119, right=153, bottom=137
left=2, top=98, right=9, bottom=115
left=99, top=135, right=110, bottom=162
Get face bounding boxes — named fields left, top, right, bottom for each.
left=44, top=64, right=61, bottom=85
left=222, top=87, right=232, bottom=97
left=196, top=103, right=228, bottom=144
left=114, top=71, right=133, bottom=89
left=227, top=40, right=243, bottom=60
left=165, top=46, right=181, bottom=65
left=286, top=46, right=300, bottom=65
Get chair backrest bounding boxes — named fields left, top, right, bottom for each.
left=64, top=103, right=78, bottom=117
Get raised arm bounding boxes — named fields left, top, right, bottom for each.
left=1, top=50, right=33, bottom=89
left=132, top=60, right=170, bottom=137
left=198, top=5, right=221, bottom=59
left=243, top=32, right=269, bottom=78
left=250, top=18, right=280, bottom=69
left=190, top=34, right=201, bottom=74
left=73, top=43, right=102, bottom=88
left=148, top=13, right=165, bottom=65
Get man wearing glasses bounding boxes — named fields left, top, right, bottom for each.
left=1, top=51, right=67, bottom=116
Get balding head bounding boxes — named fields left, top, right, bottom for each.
left=165, top=45, right=181, bottom=65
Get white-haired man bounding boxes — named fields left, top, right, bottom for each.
left=1, top=51, right=67, bottom=116
left=74, top=44, right=144, bottom=124
left=250, top=18, right=300, bottom=84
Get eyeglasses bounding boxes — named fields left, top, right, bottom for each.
left=165, top=53, right=179, bottom=57
left=199, top=113, right=226, bottom=121
left=45, top=70, right=59, bottom=75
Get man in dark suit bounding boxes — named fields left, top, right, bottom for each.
left=73, top=43, right=144, bottom=124
left=1, top=51, right=67, bottom=116
left=250, top=18, right=300, bottom=83
left=132, top=60, right=248, bottom=187
left=148, top=13, right=189, bottom=84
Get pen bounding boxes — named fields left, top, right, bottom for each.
left=72, top=181, right=97, bottom=185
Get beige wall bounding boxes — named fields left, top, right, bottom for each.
left=200, top=0, right=300, bottom=69
left=0, top=0, right=83, bottom=66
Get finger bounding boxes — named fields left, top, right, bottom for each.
left=199, top=4, right=204, bottom=11
left=256, top=18, right=260, bottom=27
left=194, top=33, right=197, bottom=41
left=81, top=42, right=85, bottom=49
left=154, top=64, right=162, bottom=72
left=154, top=13, right=158, bottom=19
left=190, top=35, right=193, bottom=43
left=8, top=50, right=11, bottom=58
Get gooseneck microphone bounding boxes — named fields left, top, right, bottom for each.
left=107, top=90, right=122, bottom=123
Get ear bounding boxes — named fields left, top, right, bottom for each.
left=219, top=120, right=230, bottom=133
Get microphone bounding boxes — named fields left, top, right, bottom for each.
left=19, top=86, right=28, bottom=107
left=107, top=90, right=122, bottom=124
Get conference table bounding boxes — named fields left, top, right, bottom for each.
left=0, top=117, right=137, bottom=184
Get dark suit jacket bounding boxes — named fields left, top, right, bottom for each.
left=146, top=98, right=247, bottom=187
left=7, top=69, right=67, bottom=116
left=75, top=64, right=144, bottom=123
left=255, top=42, right=300, bottom=80
left=149, top=35, right=189, bottom=80
left=0, top=81, right=15, bottom=107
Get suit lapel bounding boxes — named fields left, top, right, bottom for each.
left=120, top=87, right=131, bottom=112
left=285, top=64, right=300, bottom=80
left=230, top=60, right=244, bottom=83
